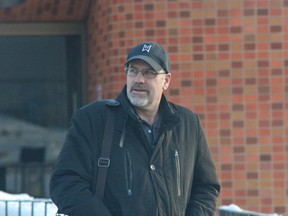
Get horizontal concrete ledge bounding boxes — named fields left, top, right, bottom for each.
left=0, top=22, right=85, bottom=36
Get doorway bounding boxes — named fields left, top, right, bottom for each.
left=0, top=23, right=86, bottom=197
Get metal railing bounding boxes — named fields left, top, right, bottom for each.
left=0, top=199, right=57, bottom=216
left=1, top=162, right=54, bottom=198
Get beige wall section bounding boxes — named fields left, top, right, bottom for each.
left=0, top=22, right=84, bottom=35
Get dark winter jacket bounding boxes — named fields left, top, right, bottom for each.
left=50, top=86, right=220, bottom=216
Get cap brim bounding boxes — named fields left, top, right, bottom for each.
left=125, top=55, right=163, bottom=72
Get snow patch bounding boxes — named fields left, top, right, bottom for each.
left=0, top=191, right=57, bottom=216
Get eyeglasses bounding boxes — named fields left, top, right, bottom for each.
left=125, top=67, right=166, bottom=79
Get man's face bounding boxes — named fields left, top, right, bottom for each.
left=126, top=60, right=171, bottom=111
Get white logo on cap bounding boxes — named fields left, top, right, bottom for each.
left=142, top=44, right=152, bottom=52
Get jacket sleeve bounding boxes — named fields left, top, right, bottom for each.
left=185, top=115, right=221, bottom=216
left=49, top=109, right=112, bottom=216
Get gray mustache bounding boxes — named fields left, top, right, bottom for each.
left=131, top=85, right=148, bottom=91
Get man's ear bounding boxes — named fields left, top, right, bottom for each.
left=163, top=73, right=171, bottom=90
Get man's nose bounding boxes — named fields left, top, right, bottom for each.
left=134, top=71, right=145, bottom=82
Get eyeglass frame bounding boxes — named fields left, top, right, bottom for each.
left=125, top=67, right=167, bottom=79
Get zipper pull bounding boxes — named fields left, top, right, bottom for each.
left=127, top=189, right=132, bottom=196
left=174, top=149, right=181, bottom=197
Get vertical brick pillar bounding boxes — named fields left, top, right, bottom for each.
left=86, top=1, right=288, bottom=215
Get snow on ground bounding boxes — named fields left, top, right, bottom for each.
left=0, top=191, right=58, bottom=216
left=219, top=204, right=281, bottom=216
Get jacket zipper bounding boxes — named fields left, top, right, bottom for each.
left=124, top=149, right=133, bottom=196
left=174, top=149, right=181, bottom=197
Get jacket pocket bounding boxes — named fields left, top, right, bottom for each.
left=173, top=149, right=181, bottom=198
left=124, top=149, right=133, bottom=197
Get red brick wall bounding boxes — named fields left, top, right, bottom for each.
left=86, top=1, right=288, bottom=215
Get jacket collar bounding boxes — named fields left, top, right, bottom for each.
left=116, top=85, right=180, bottom=130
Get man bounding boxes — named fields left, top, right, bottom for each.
left=50, top=41, right=220, bottom=216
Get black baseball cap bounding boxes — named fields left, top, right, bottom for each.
left=125, top=41, right=171, bottom=73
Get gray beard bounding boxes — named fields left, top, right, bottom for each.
left=127, top=92, right=148, bottom=107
